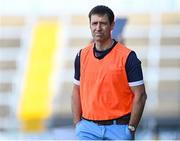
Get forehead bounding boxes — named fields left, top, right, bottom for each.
left=90, top=14, right=109, bottom=22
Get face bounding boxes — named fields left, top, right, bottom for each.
left=90, top=14, right=114, bottom=43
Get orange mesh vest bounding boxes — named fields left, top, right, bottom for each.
left=80, top=42, right=134, bottom=120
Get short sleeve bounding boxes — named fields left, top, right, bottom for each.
left=73, top=50, right=81, bottom=85
left=125, top=51, right=144, bottom=86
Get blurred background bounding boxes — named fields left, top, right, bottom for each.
left=0, top=0, right=180, bottom=139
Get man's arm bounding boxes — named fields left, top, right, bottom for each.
left=71, top=84, right=82, bottom=125
left=129, top=84, right=147, bottom=130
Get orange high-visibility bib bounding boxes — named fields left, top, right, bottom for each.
left=80, top=42, right=134, bottom=120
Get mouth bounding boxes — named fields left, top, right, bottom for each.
left=95, top=33, right=103, bottom=37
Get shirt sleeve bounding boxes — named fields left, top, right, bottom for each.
left=73, top=50, right=81, bottom=85
left=125, top=51, right=144, bottom=87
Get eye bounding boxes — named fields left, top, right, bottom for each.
left=91, top=22, right=97, bottom=26
left=101, top=22, right=107, bottom=25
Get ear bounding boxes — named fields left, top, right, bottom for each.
left=89, top=20, right=92, bottom=28
left=89, top=23, right=92, bottom=30
left=111, top=21, right=115, bottom=30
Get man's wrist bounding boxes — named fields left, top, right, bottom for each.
left=73, top=119, right=81, bottom=126
left=128, top=125, right=136, bottom=132
left=74, top=121, right=79, bottom=125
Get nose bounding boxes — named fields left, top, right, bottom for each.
left=96, top=23, right=101, bottom=30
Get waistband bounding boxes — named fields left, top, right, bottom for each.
left=82, top=113, right=130, bottom=125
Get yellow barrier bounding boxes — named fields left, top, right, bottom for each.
left=18, top=20, right=59, bottom=132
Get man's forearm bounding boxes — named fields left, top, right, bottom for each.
left=129, top=85, right=147, bottom=129
left=72, top=98, right=82, bottom=125
left=71, top=85, right=82, bottom=125
left=129, top=93, right=147, bottom=128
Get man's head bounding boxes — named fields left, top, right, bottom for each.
left=88, top=5, right=114, bottom=25
left=88, top=5, right=115, bottom=43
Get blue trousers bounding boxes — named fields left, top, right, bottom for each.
left=75, top=119, right=134, bottom=140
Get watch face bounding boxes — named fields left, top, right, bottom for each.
left=128, top=125, right=135, bottom=132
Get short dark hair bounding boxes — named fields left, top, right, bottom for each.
left=88, top=5, right=114, bottom=25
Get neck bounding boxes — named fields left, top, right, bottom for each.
left=95, top=38, right=113, bottom=51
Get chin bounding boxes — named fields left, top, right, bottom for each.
left=94, top=37, right=103, bottom=42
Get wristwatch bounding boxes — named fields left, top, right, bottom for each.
left=128, top=125, right=136, bottom=132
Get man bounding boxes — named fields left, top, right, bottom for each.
left=71, top=5, right=147, bottom=140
